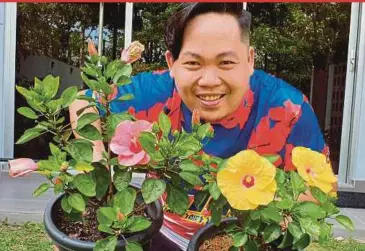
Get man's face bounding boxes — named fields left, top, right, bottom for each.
left=166, top=13, right=255, bottom=122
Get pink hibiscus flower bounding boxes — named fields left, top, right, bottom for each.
left=110, top=120, right=152, bottom=166
left=9, top=158, right=38, bottom=177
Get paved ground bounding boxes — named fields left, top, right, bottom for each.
left=1, top=170, right=365, bottom=242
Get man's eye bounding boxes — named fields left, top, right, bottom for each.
left=220, top=61, right=235, bottom=65
left=184, top=61, right=200, bottom=66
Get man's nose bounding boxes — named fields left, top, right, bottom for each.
left=197, top=68, right=221, bottom=87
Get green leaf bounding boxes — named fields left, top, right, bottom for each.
left=319, top=222, right=332, bottom=244
left=47, top=98, right=63, bottom=113
left=244, top=239, right=258, bottom=251
left=77, top=95, right=95, bottom=102
left=293, top=233, right=311, bottom=250
left=288, top=222, right=303, bottom=240
left=233, top=232, right=248, bottom=247
left=68, top=193, right=85, bottom=212
left=278, top=232, right=294, bottom=249
left=92, top=164, right=110, bottom=200
left=61, top=196, right=72, bottom=213
left=293, top=202, right=326, bottom=219
left=263, top=154, right=281, bottom=164
left=142, top=178, right=166, bottom=204
left=113, top=187, right=136, bottom=215
left=193, top=191, right=210, bottom=211
left=16, top=127, right=45, bottom=144
left=114, top=170, right=132, bottom=192
left=34, top=77, right=43, bottom=93
left=82, top=64, right=99, bottom=79
left=139, top=132, right=157, bottom=155
left=61, top=86, right=78, bottom=107
left=73, top=174, right=96, bottom=197
left=17, top=107, right=38, bottom=119
left=76, top=124, right=102, bottom=141
left=97, top=224, right=114, bottom=235
left=245, top=219, right=261, bottom=236
left=94, top=236, right=117, bottom=251
left=196, top=123, right=212, bottom=139
left=42, top=75, right=60, bottom=99
left=290, top=171, right=307, bottom=199
left=209, top=182, right=221, bottom=200
left=126, top=216, right=151, bottom=232
left=116, top=76, right=132, bottom=86
left=158, top=112, right=171, bottom=136
left=126, top=241, right=143, bottom=251
left=166, top=184, right=189, bottom=215
left=179, top=160, right=201, bottom=173
left=77, top=113, right=100, bottom=130
left=276, top=199, right=293, bottom=210
left=323, top=200, right=340, bottom=215
left=211, top=206, right=222, bottom=226
left=37, top=159, right=60, bottom=171
left=33, top=183, right=50, bottom=197
left=75, top=162, right=94, bottom=172
left=335, top=215, right=354, bottom=232
left=81, top=72, right=98, bottom=90
left=263, top=223, right=281, bottom=243
left=261, top=206, right=282, bottom=223
left=174, top=135, right=202, bottom=157
left=64, top=139, right=93, bottom=163
left=299, top=217, right=321, bottom=240
left=310, top=186, right=328, bottom=204
left=179, top=172, right=203, bottom=186
left=99, top=207, right=117, bottom=221
left=105, top=60, right=121, bottom=80
left=275, top=168, right=286, bottom=184
left=98, top=77, right=112, bottom=95
left=119, top=93, right=134, bottom=101
left=97, top=210, right=113, bottom=226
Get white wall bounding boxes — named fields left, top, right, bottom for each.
left=352, top=4, right=365, bottom=181
left=0, top=3, right=16, bottom=159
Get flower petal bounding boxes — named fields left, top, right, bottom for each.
left=118, top=151, right=146, bottom=166
left=247, top=181, right=277, bottom=206
left=9, top=158, right=38, bottom=177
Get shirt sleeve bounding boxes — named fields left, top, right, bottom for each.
left=283, top=100, right=328, bottom=170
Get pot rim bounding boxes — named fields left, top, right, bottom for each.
left=187, top=218, right=237, bottom=251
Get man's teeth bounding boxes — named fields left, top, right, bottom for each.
left=198, top=95, right=222, bottom=101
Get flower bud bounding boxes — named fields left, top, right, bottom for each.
left=120, top=41, right=145, bottom=64
left=192, top=109, right=201, bottom=126
left=54, top=177, right=62, bottom=185
left=87, top=40, right=98, bottom=56
left=60, top=162, right=69, bottom=172
left=152, top=122, right=160, bottom=133
left=207, top=125, right=215, bottom=138
left=117, top=211, right=125, bottom=221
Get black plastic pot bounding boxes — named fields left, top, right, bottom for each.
left=188, top=218, right=292, bottom=251
left=44, top=190, right=163, bottom=251
left=187, top=218, right=237, bottom=251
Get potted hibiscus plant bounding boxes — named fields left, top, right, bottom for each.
left=9, top=41, right=214, bottom=251
left=188, top=148, right=354, bottom=251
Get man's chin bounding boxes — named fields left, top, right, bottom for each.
left=200, top=111, right=226, bottom=123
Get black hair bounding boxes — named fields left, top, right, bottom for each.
left=164, top=3, right=252, bottom=60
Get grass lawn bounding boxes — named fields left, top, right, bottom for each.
left=0, top=221, right=365, bottom=251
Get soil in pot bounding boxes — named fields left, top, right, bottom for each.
left=54, top=196, right=149, bottom=242
left=199, top=233, right=288, bottom=251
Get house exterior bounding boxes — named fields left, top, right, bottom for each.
left=1, top=2, right=365, bottom=196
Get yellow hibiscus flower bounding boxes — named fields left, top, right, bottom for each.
left=292, top=147, right=337, bottom=194
left=217, top=150, right=277, bottom=210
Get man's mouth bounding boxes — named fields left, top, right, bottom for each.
left=197, top=94, right=225, bottom=101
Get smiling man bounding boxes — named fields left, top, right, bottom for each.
left=70, top=3, right=334, bottom=250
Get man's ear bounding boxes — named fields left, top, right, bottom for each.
left=248, top=46, right=255, bottom=76
left=165, top=50, right=175, bottom=77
